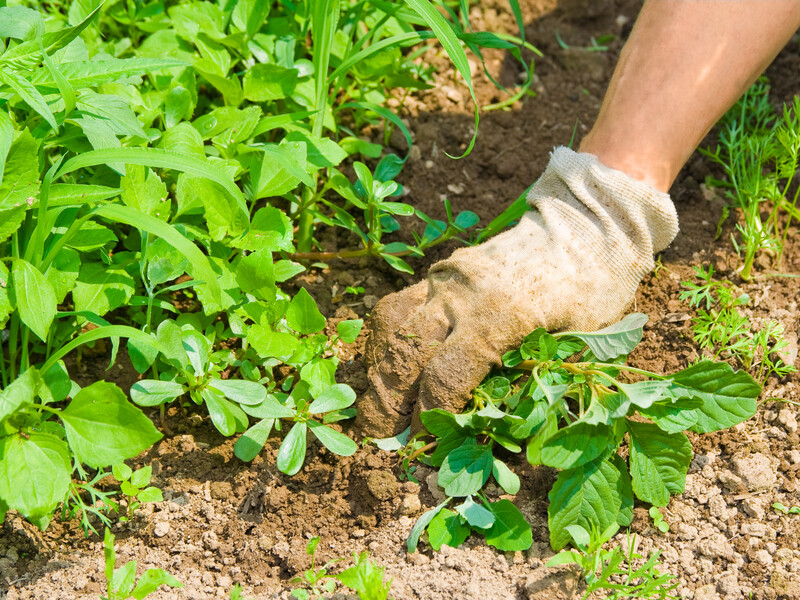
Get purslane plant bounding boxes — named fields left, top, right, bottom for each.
left=399, top=313, right=761, bottom=552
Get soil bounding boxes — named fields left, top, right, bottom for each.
left=4, top=2, right=800, bottom=599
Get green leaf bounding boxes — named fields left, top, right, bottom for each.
left=132, top=568, right=183, bottom=599
left=0, top=368, right=38, bottom=423
left=484, top=499, right=532, bottom=551
left=0, top=129, right=39, bottom=212
left=438, top=441, right=493, bottom=497
left=120, top=165, right=168, bottom=219
left=11, top=258, right=56, bottom=342
left=308, top=421, right=357, bottom=456
left=33, top=58, right=187, bottom=89
left=427, top=508, right=471, bottom=550
left=130, top=465, right=152, bottom=488
left=111, top=561, right=137, bottom=598
left=47, top=184, right=121, bottom=206
left=248, top=324, right=300, bottom=360
left=137, top=487, right=163, bottom=503
left=336, top=319, right=363, bottom=343
left=526, top=411, right=558, bottom=466
left=61, top=381, right=163, bottom=468
left=235, top=248, right=276, bottom=302
left=208, top=379, right=267, bottom=406
left=0, top=6, right=45, bottom=41
left=540, top=421, right=612, bottom=469
left=559, top=313, right=648, bottom=360
left=277, top=421, right=307, bottom=476
left=234, top=419, right=274, bottom=462
left=627, top=420, right=692, bottom=507
left=665, top=360, right=760, bottom=433
left=407, top=501, right=448, bottom=553
left=548, top=456, right=627, bottom=550
left=112, top=463, right=133, bottom=482
left=130, top=380, right=184, bottom=407
left=617, top=380, right=672, bottom=411
left=286, top=287, right=326, bottom=334
left=639, top=400, right=700, bottom=434
left=0, top=68, right=57, bottom=130
left=244, top=63, right=299, bottom=102
left=455, top=496, right=495, bottom=529
left=72, top=261, right=135, bottom=318
left=308, top=384, right=356, bottom=414
left=241, top=396, right=294, bottom=420
left=201, top=388, right=247, bottom=437
left=274, top=260, right=305, bottom=282
left=492, top=458, right=521, bottom=495
left=0, top=432, right=70, bottom=529
left=233, top=206, right=294, bottom=253
left=46, top=247, right=79, bottom=303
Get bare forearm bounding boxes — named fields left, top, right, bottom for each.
left=580, top=0, right=800, bottom=192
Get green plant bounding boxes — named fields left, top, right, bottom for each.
left=290, top=536, right=340, bottom=599
left=290, top=537, right=392, bottom=600
left=772, top=502, right=800, bottom=515
left=0, top=0, right=537, bottom=533
left=546, top=524, right=679, bottom=600
left=702, top=78, right=800, bottom=280
left=680, top=264, right=795, bottom=381
left=229, top=584, right=255, bottom=600
left=100, top=528, right=182, bottom=600
left=648, top=507, right=670, bottom=534
left=111, top=463, right=163, bottom=522
left=398, top=313, right=760, bottom=552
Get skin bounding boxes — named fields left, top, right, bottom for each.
left=580, top=0, right=800, bottom=193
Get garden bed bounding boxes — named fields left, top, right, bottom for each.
left=3, top=1, right=800, bottom=599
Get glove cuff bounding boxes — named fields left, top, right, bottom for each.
left=526, top=146, right=679, bottom=254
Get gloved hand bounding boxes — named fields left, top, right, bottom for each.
left=356, top=147, right=679, bottom=438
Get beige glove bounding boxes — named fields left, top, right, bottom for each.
left=356, top=146, right=679, bottom=438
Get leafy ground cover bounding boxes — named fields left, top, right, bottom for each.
left=3, top=2, right=800, bottom=600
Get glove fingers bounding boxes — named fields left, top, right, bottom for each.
left=411, top=328, right=498, bottom=434
left=356, top=283, right=451, bottom=437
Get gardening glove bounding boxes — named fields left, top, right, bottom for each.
left=356, top=146, right=679, bottom=438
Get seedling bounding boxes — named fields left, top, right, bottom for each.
left=772, top=502, right=800, bottom=515
left=681, top=265, right=795, bottom=382
left=546, top=525, right=679, bottom=600
left=291, top=538, right=393, bottom=600
left=648, top=507, right=670, bottom=533
left=400, top=313, right=760, bottom=552
left=290, top=537, right=340, bottom=599
left=101, top=528, right=182, bottom=600
left=111, top=464, right=163, bottom=522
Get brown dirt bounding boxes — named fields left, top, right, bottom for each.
left=4, top=2, right=800, bottom=599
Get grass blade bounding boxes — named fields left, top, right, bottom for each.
left=55, top=147, right=247, bottom=217
left=404, top=0, right=479, bottom=158
left=0, top=69, right=57, bottom=130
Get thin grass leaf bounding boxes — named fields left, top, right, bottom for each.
left=339, top=101, right=413, bottom=159
left=311, top=0, right=338, bottom=138
left=39, top=44, right=75, bottom=118
left=55, top=147, right=247, bottom=217
left=42, top=326, right=165, bottom=374
left=404, top=0, right=479, bottom=158
left=32, top=59, right=188, bottom=90
left=329, top=32, right=435, bottom=82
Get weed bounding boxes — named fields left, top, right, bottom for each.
left=680, top=265, right=795, bottom=381
left=111, top=464, right=163, bottom=523
left=648, top=507, right=670, bottom=534
left=100, top=528, right=182, bottom=600
left=393, top=313, right=761, bottom=553
left=290, top=537, right=393, bottom=600
left=547, top=525, right=679, bottom=600
left=702, top=78, right=800, bottom=279
left=772, top=502, right=800, bottom=515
